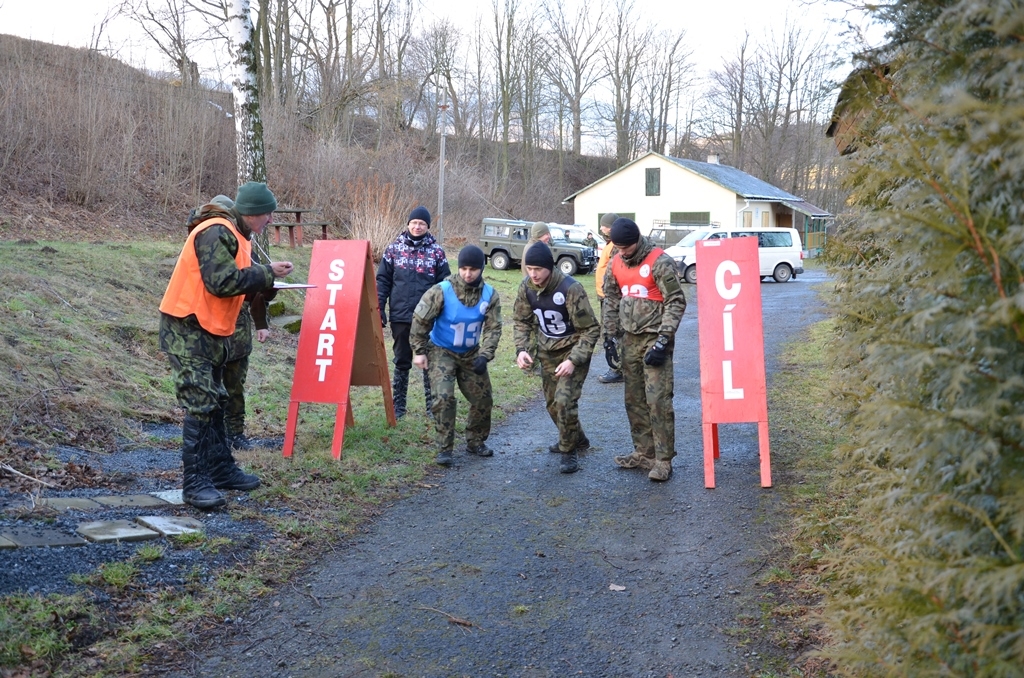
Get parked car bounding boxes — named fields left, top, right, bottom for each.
left=550, top=224, right=606, bottom=251
left=480, top=218, right=598, bottom=275
left=665, top=226, right=804, bottom=284
left=648, top=225, right=697, bottom=248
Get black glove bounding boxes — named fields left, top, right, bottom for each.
left=380, top=312, right=387, bottom=328
left=644, top=335, right=670, bottom=367
left=471, top=356, right=489, bottom=375
left=603, top=337, right=620, bottom=369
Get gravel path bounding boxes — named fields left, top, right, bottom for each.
left=169, top=269, right=830, bottom=678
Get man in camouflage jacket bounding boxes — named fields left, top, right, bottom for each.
left=159, top=182, right=292, bottom=509
left=513, top=242, right=600, bottom=474
left=411, top=245, right=502, bottom=467
left=187, top=195, right=277, bottom=452
left=602, top=217, right=687, bottom=481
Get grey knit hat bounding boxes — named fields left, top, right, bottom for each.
left=600, top=212, right=620, bottom=229
left=530, top=221, right=550, bottom=240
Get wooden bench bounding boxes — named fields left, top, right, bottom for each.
left=271, top=208, right=330, bottom=247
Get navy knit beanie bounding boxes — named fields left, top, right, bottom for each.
left=234, top=182, right=278, bottom=216
left=523, top=242, right=554, bottom=270
left=458, top=245, right=486, bottom=270
left=408, top=206, right=432, bottom=227
left=610, top=217, right=641, bottom=246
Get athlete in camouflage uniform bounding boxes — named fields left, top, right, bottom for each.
left=513, top=242, right=600, bottom=473
left=160, top=182, right=292, bottom=509
left=411, top=245, right=502, bottom=466
left=188, top=196, right=277, bottom=452
left=602, top=217, right=687, bottom=481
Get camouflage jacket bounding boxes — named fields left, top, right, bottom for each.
left=602, top=236, right=686, bottom=339
left=513, top=270, right=599, bottom=365
left=411, top=274, right=503, bottom=360
left=159, top=206, right=275, bottom=359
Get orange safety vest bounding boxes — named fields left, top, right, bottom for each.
left=159, top=217, right=251, bottom=337
left=611, top=248, right=666, bottom=302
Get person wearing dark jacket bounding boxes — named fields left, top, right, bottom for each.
left=376, top=206, right=450, bottom=418
left=160, top=182, right=293, bottom=509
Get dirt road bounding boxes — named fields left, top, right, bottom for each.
left=175, top=269, right=829, bottom=678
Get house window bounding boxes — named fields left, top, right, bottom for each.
left=762, top=211, right=770, bottom=227
left=645, top=168, right=661, bottom=196
left=742, top=211, right=752, bottom=228
left=670, top=212, right=710, bottom=225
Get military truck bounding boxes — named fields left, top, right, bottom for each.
left=480, top=218, right=597, bottom=275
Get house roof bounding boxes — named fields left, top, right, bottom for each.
left=780, top=199, right=831, bottom=218
left=665, top=156, right=802, bottom=201
left=563, top=152, right=830, bottom=217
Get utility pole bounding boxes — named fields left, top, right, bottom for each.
left=437, top=97, right=449, bottom=245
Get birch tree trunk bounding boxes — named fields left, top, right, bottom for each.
left=227, top=0, right=271, bottom=256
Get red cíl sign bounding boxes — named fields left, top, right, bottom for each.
left=695, top=236, right=771, bottom=488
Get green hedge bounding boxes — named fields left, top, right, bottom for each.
left=824, top=1, right=1024, bottom=675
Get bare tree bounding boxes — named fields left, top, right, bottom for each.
left=491, top=0, right=522, bottom=190
left=638, top=29, right=691, bottom=154
left=602, top=0, right=649, bottom=165
left=542, top=0, right=604, bottom=156
left=126, top=0, right=202, bottom=85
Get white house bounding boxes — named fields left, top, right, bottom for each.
left=563, top=151, right=831, bottom=252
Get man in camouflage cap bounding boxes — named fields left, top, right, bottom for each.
left=411, top=245, right=503, bottom=467
left=513, top=242, right=600, bottom=473
left=159, top=181, right=293, bottom=509
left=602, top=217, right=687, bottom=481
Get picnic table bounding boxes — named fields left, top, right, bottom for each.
left=270, top=207, right=331, bottom=247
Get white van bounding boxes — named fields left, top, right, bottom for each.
left=664, top=227, right=804, bottom=284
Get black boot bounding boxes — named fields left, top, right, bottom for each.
left=422, top=369, right=433, bottom=420
left=548, top=434, right=590, bottom=454
left=182, top=416, right=226, bottom=510
left=227, top=432, right=253, bottom=451
left=560, top=450, right=580, bottom=474
left=392, top=368, right=410, bottom=419
left=209, top=411, right=261, bottom=491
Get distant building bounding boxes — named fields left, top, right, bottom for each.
left=562, top=151, right=831, bottom=253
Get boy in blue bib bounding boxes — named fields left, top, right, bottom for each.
left=411, top=246, right=503, bottom=466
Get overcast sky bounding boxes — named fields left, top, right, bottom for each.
left=0, top=0, right=880, bottom=80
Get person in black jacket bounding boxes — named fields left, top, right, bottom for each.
left=376, top=206, right=450, bottom=418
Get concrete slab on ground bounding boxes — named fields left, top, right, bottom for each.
left=41, top=497, right=104, bottom=511
left=93, top=494, right=170, bottom=508
left=77, top=520, right=160, bottom=543
left=136, top=515, right=203, bottom=536
left=0, top=535, right=17, bottom=549
left=150, top=489, right=184, bottom=505
left=1, top=526, right=88, bottom=547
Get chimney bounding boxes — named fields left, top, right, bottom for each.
left=707, top=154, right=720, bottom=164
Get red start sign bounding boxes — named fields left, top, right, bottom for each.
left=696, top=236, right=771, bottom=488
left=283, top=240, right=395, bottom=460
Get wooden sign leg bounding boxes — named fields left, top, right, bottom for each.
left=703, top=422, right=718, bottom=489
left=758, top=419, right=772, bottom=488
left=283, top=401, right=299, bottom=458
left=330, top=402, right=349, bottom=460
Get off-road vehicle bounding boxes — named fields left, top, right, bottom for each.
left=480, top=218, right=597, bottom=275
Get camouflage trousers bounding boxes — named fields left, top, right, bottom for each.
left=222, top=356, right=249, bottom=436
left=167, top=353, right=227, bottom=424
left=427, top=346, right=493, bottom=453
left=538, top=347, right=591, bottom=452
left=620, top=332, right=676, bottom=461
